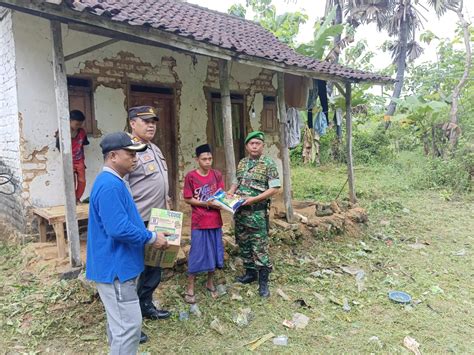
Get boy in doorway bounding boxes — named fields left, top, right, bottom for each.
left=183, top=144, right=224, bottom=303
left=55, top=110, right=89, bottom=203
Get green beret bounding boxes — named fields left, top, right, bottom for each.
left=245, top=131, right=265, bottom=145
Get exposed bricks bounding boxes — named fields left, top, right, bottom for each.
left=205, top=58, right=219, bottom=86
left=78, top=51, right=179, bottom=91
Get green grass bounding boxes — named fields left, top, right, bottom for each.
left=1, top=151, right=473, bottom=353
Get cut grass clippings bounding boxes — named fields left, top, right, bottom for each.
left=0, top=151, right=473, bottom=353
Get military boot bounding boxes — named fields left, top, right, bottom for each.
left=236, top=268, right=257, bottom=284
left=258, top=268, right=270, bottom=298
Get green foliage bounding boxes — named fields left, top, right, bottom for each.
left=352, top=127, right=394, bottom=164
left=392, top=95, right=449, bottom=131
left=227, top=4, right=246, bottom=17
left=296, top=7, right=344, bottom=59
left=242, top=0, right=308, bottom=47
left=419, top=154, right=473, bottom=193
left=289, top=143, right=303, bottom=165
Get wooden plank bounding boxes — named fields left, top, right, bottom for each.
left=50, top=20, right=82, bottom=267
left=64, top=38, right=119, bottom=62
left=219, top=59, right=236, bottom=187
left=32, top=204, right=89, bottom=224
left=345, top=82, right=357, bottom=203
left=52, top=222, right=67, bottom=259
left=276, top=72, right=294, bottom=222
left=38, top=219, right=48, bottom=243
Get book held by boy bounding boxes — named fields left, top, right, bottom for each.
left=144, top=208, right=183, bottom=268
left=207, top=188, right=245, bottom=214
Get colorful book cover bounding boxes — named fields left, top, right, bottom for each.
left=207, top=188, right=245, bottom=214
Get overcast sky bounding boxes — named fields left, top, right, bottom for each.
left=187, top=0, right=474, bottom=70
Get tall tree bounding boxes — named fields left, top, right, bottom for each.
left=343, top=1, right=424, bottom=128
left=427, top=0, right=471, bottom=146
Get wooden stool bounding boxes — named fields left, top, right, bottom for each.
left=33, top=204, right=89, bottom=258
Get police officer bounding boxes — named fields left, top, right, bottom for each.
left=228, top=131, right=281, bottom=297
left=126, top=106, right=171, bottom=326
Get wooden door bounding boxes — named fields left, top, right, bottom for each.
left=129, top=88, right=177, bottom=205
left=67, top=78, right=96, bottom=135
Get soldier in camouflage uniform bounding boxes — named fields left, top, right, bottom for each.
left=228, top=131, right=281, bottom=297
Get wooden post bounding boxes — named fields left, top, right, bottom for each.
left=50, top=21, right=82, bottom=267
left=277, top=72, right=294, bottom=222
left=219, top=59, right=236, bottom=187
left=38, top=219, right=48, bottom=243
left=345, top=82, right=357, bottom=204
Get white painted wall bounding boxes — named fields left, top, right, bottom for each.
left=11, top=11, right=283, bottom=209
left=12, top=11, right=64, bottom=208
left=0, top=8, right=25, bottom=233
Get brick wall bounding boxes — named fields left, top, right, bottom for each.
left=78, top=51, right=179, bottom=90
left=0, top=8, right=26, bottom=238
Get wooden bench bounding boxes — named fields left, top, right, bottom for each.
left=32, top=204, right=89, bottom=258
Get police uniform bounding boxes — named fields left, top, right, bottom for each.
left=128, top=140, right=169, bottom=220
left=125, top=105, right=171, bottom=321
left=234, top=131, right=281, bottom=297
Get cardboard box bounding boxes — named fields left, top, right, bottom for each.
left=144, top=208, right=183, bottom=268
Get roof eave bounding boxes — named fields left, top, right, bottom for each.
left=0, top=0, right=393, bottom=85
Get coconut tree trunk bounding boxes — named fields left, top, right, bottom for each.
left=448, top=4, right=471, bottom=146
left=385, top=12, right=409, bottom=128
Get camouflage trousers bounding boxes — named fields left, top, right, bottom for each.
left=234, top=209, right=272, bottom=271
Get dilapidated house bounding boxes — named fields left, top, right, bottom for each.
left=0, top=0, right=392, bottom=265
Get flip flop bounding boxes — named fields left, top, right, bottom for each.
left=206, top=286, right=218, bottom=299
left=184, top=293, right=196, bottom=304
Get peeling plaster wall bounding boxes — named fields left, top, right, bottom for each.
left=12, top=12, right=63, bottom=210
left=0, top=8, right=25, bottom=235
left=11, top=11, right=283, bottom=215
left=61, top=26, right=211, bottom=197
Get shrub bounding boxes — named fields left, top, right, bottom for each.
left=352, top=127, right=394, bottom=164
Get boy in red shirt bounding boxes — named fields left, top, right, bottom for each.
left=183, top=144, right=224, bottom=303
left=55, top=110, right=89, bottom=203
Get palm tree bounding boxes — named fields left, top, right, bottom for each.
left=342, top=1, right=424, bottom=128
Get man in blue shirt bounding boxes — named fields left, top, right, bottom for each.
left=86, top=132, right=168, bottom=354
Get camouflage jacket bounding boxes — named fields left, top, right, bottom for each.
left=234, top=155, right=281, bottom=198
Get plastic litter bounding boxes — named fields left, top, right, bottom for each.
left=216, top=284, right=227, bottom=296
left=355, top=270, right=366, bottom=292
left=189, top=304, right=201, bottom=317
left=343, top=298, right=351, bottom=312
left=388, top=291, right=412, bottom=304
left=232, top=307, right=253, bottom=327
left=210, top=317, right=225, bottom=335
left=179, top=311, right=189, bottom=321
left=292, top=313, right=310, bottom=329
left=403, top=336, right=421, bottom=355
left=273, top=335, right=288, bottom=346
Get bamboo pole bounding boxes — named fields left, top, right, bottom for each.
left=276, top=72, right=294, bottom=222
left=50, top=21, right=81, bottom=267
left=345, top=82, right=356, bottom=204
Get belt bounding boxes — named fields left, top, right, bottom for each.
left=240, top=202, right=268, bottom=212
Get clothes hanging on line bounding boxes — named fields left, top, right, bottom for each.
left=314, top=111, right=328, bottom=136
left=316, top=80, right=329, bottom=125
left=286, top=107, right=302, bottom=148
left=334, top=108, right=343, bottom=138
